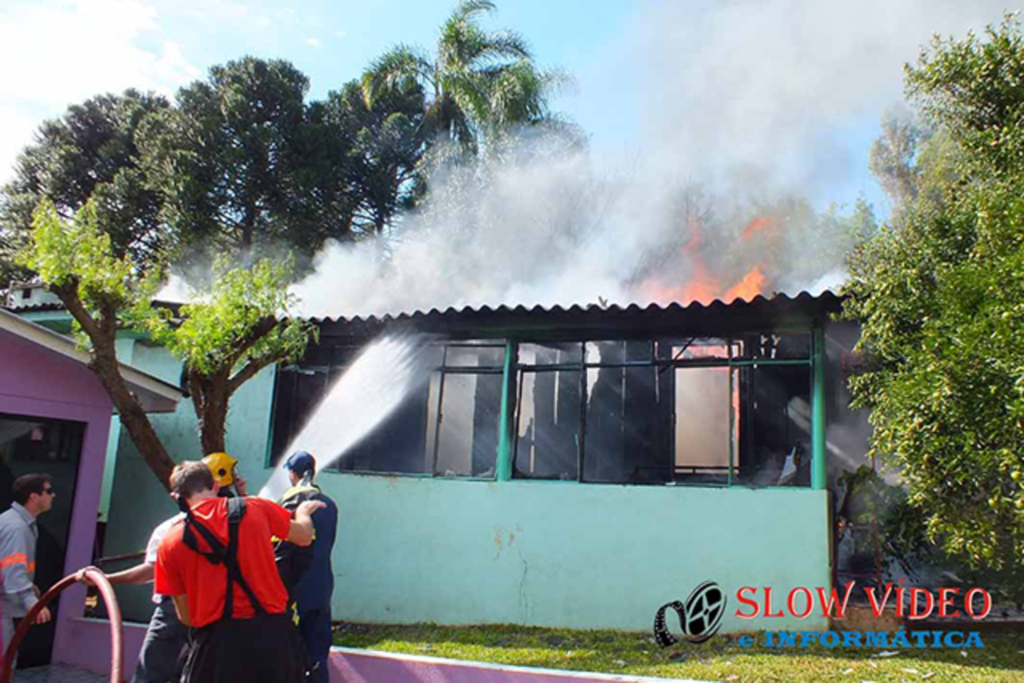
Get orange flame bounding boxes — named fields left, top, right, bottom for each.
left=724, top=266, right=767, bottom=302
left=639, top=214, right=772, bottom=305
left=740, top=216, right=773, bottom=241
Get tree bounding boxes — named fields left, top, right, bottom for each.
left=20, top=199, right=316, bottom=486
left=1, top=90, right=171, bottom=287
left=361, top=0, right=566, bottom=155
left=141, top=258, right=315, bottom=455
left=326, top=80, right=428, bottom=237
left=869, top=106, right=928, bottom=211
left=139, top=57, right=354, bottom=265
left=843, top=15, right=1024, bottom=570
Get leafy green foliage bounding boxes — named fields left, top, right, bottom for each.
left=844, top=15, right=1024, bottom=569
left=838, top=465, right=929, bottom=574
left=325, top=80, right=428, bottom=236
left=139, top=256, right=315, bottom=378
left=1, top=91, right=171, bottom=287
left=138, top=57, right=355, bottom=267
left=20, top=197, right=315, bottom=476
left=21, top=200, right=139, bottom=308
left=362, top=0, right=568, bottom=154
left=869, top=106, right=928, bottom=211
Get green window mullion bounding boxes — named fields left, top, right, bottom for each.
left=496, top=341, right=516, bottom=481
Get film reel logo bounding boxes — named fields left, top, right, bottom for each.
left=653, top=581, right=726, bottom=647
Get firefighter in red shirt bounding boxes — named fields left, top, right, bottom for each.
left=155, top=460, right=324, bottom=682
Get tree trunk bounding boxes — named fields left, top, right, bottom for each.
left=241, top=206, right=255, bottom=250
left=194, top=373, right=229, bottom=456
left=54, top=288, right=177, bottom=488
left=92, top=348, right=176, bottom=487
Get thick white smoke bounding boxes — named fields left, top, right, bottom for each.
left=636, top=0, right=1011, bottom=196
left=294, top=0, right=1011, bottom=318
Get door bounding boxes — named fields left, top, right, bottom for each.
left=0, top=413, right=83, bottom=668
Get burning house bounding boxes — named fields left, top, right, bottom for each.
left=4, top=283, right=869, bottom=670
left=262, top=291, right=862, bottom=633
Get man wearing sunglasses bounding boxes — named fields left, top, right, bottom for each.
left=0, top=473, right=56, bottom=666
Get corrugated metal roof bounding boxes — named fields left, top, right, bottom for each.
left=312, top=291, right=844, bottom=342
left=309, top=290, right=842, bottom=325
left=4, top=290, right=845, bottom=337
left=1, top=301, right=65, bottom=313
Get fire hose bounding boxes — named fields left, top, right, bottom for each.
left=0, top=567, right=123, bottom=683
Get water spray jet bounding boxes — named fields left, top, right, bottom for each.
left=259, top=332, right=437, bottom=499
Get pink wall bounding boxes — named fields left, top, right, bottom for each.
left=57, top=620, right=146, bottom=674
left=0, top=329, right=114, bottom=667
left=326, top=649, right=671, bottom=682
left=60, top=621, right=672, bottom=683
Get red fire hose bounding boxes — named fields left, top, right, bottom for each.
left=1, top=567, right=123, bottom=683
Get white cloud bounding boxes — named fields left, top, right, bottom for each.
left=0, top=0, right=201, bottom=183
left=334, top=30, right=347, bottom=38
left=0, top=105, right=39, bottom=184
left=307, top=37, right=322, bottom=48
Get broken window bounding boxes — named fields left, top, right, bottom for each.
left=583, top=341, right=670, bottom=483
left=273, top=341, right=506, bottom=477
left=671, top=365, right=735, bottom=485
left=514, top=343, right=582, bottom=480
left=509, top=335, right=813, bottom=487
left=272, top=331, right=814, bottom=487
left=270, top=364, right=330, bottom=464
left=427, top=344, right=505, bottom=477
left=732, top=363, right=812, bottom=487
left=271, top=344, right=439, bottom=475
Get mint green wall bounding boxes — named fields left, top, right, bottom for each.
left=95, top=335, right=834, bottom=632
left=21, top=310, right=834, bottom=632
left=313, top=475, right=831, bottom=632
left=101, top=339, right=277, bottom=621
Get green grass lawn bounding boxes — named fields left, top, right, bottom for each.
left=333, top=623, right=1024, bottom=682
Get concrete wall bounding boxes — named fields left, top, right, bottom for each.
left=316, top=474, right=831, bottom=632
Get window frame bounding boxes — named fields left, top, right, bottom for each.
left=511, top=334, right=814, bottom=487
left=267, top=328, right=819, bottom=489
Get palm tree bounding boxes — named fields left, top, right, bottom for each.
left=361, top=0, right=565, bottom=154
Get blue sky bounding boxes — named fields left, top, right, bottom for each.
left=0, top=0, right=1013, bottom=216
left=133, top=1, right=642, bottom=145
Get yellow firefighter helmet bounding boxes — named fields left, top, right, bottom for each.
left=202, top=452, right=238, bottom=488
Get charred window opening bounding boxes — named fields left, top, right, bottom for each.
left=514, top=343, right=582, bottom=480
left=584, top=340, right=668, bottom=484
left=511, top=334, right=812, bottom=486
left=270, top=331, right=812, bottom=487
left=270, top=341, right=504, bottom=478
left=269, top=363, right=330, bottom=465
left=732, top=334, right=813, bottom=487
left=426, top=344, right=504, bottom=478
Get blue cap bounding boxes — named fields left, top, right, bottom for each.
left=284, top=450, right=316, bottom=476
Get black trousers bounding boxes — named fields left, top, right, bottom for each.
left=133, top=598, right=188, bottom=683
left=298, top=607, right=332, bottom=683
left=183, top=612, right=307, bottom=683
